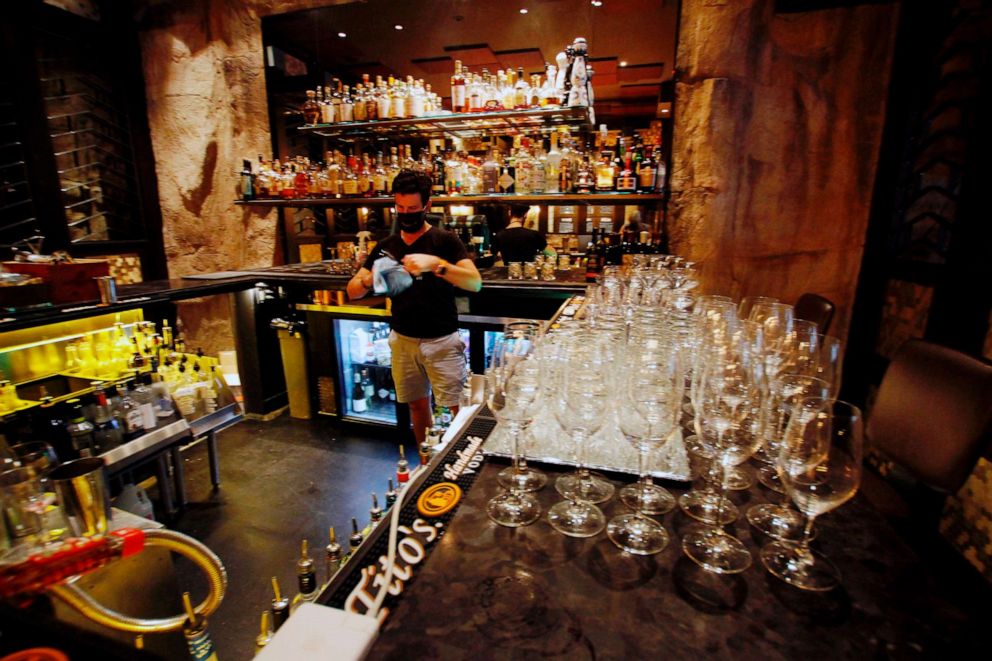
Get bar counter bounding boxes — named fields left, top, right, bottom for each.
left=320, top=407, right=987, bottom=658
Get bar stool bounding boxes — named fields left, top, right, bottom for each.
left=794, top=293, right=835, bottom=335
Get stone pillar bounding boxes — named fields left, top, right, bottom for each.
left=669, top=0, right=900, bottom=338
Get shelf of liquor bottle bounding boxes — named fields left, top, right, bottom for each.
left=235, top=192, right=664, bottom=208
left=298, top=105, right=593, bottom=140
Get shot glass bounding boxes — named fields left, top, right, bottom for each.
left=507, top=263, right=523, bottom=280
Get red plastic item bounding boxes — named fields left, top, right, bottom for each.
left=0, top=528, right=145, bottom=599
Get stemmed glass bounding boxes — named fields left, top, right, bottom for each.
left=486, top=332, right=544, bottom=527
left=608, top=346, right=682, bottom=554
left=761, top=397, right=863, bottom=590
left=747, top=373, right=831, bottom=540
left=738, top=296, right=779, bottom=322
left=495, top=322, right=547, bottom=492
left=681, top=360, right=758, bottom=573
left=548, top=335, right=614, bottom=537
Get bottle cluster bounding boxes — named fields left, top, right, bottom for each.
left=302, top=74, right=445, bottom=126
left=583, top=228, right=669, bottom=282
left=449, top=61, right=564, bottom=114
left=240, top=129, right=665, bottom=201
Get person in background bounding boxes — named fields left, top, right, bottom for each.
left=347, top=170, right=482, bottom=446
left=493, top=203, right=548, bottom=265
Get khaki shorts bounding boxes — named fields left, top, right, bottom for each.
left=388, top=330, right=466, bottom=407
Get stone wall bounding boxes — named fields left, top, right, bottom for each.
left=134, top=0, right=349, bottom=354
left=669, top=0, right=900, bottom=339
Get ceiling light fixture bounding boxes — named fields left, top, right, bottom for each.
left=337, top=32, right=346, bottom=38
left=619, top=61, right=628, bottom=67
left=519, top=8, right=528, bottom=13
left=591, top=1, right=603, bottom=6
left=394, top=24, right=404, bottom=30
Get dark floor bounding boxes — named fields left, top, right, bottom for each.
left=163, top=414, right=413, bottom=660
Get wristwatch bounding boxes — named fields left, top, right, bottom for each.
left=435, top=259, right=449, bottom=276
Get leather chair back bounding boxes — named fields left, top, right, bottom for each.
left=867, top=340, right=992, bottom=493
left=794, top=293, right=835, bottom=335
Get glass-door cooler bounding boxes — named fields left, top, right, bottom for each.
left=334, top=318, right=397, bottom=425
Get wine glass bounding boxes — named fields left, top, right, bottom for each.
left=495, top=322, right=547, bottom=492
left=738, top=296, right=779, bottom=322
left=486, top=333, right=543, bottom=527
left=747, top=373, right=831, bottom=540
left=681, top=363, right=757, bottom=574
left=547, top=337, right=613, bottom=538
left=761, top=397, right=863, bottom=590
left=608, top=346, right=682, bottom=553
left=816, top=335, right=845, bottom=400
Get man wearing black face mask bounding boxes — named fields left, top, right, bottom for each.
left=347, top=170, right=482, bottom=447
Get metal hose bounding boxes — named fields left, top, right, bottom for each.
left=47, top=529, right=228, bottom=634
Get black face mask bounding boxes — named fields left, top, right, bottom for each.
left=397, top=211, right=426, bottom=233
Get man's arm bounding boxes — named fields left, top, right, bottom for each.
left=401, top=254, right=482, bottom=293
left=347, top=267, right=374, bottom=300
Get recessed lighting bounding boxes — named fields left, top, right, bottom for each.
left=337, top=32, right=346, bottom=38
left=619, top=60, right=628, bottom=67
left=519, top=8, right=528, bottom=13
left=394, top=24, right=403, bottom=30
left=591, top=0, right=603, bottom=6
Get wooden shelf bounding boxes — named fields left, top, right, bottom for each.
left=297, top=105, right=593, bottom=140
left=235, top=192, right=664, bottom=208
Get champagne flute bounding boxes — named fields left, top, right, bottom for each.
left=495, top=321, right=547, bottom=492
left=761, top=398, right=863, bottom=591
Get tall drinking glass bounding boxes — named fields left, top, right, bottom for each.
left=495, top=321, right=547, bottom=492
left=486, top=333, right=543, bottom=527
left=608, top=346, right=682, bottom=553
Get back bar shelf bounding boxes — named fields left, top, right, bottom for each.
left=297, top=105, right=593, bottom=140
left=234, top=192, right=664, bottom=208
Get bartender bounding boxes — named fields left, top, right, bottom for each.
left=346, top=170, right=481, bottom=447
left=492, top=204, right=550, bottom=265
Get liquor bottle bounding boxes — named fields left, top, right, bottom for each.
left=290, top=539, right=319, bottom=612
left=430, top=141, right=446, bottom=196
left=451, top=60, right=466, bottom=113
left=353, top=84, right=368, bottom=121
left=361, top=369, right=374, bottom=407
left=270, top=576, right=289, bottom=631
left=515, top=144, right=533, bottom=195
left=325, top=526, right=343, bottom=583
left=240, top=159, right=255, bottom=201
left=595, top=146, right=615, bottom=192
left=638, top=146, right=657, bottom=193
left=384, top=478, right=397, bottom=508
left=92, top=388, right=123, bottom=453
left=254, top=611, right=273, bottom=656
left=616, top=149, right=637, bottom=192
left=131, top=374, right=158, bottom=430
left=369, top=493, right=383, bottom=524
left=575, top=155, right=594, bottom=194
left=181, top=591, right=219, bottom=661
left=481, top=150, right=499, bottom=193
left=118, top=385, right=145, bottom=440
left=342, top=156, right=359, bottom=197
left=585, top=229, right=603, bottom=282
left=340, top=85, right=355, bottom=122
left=349, top=517, right=363, bottom=550
left=162, top=319, right=174, bottom=351
left=66, top=400, right=96, bottom=458
left=351, top=370, right=368, bottom=413
left=530, top=144, right=546, bottom=194
left=396, top=444, right=410, bottom=485
left=302, top=89, right=320, bottom=125
left=321, top=86, right=335, bottom=124
left=655, top=151, right=668, bottom=194
left=514, top=67, right=528, bottom=108
left=545, top=132, right=562, bottom=193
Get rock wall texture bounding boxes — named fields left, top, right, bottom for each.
left=669, top=0, right=900, bottom=339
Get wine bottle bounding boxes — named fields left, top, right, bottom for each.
left=585, top=229, right=602, bottom=283
left=351, top=370, right=368, bottom=413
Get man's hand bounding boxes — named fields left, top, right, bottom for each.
left=402, top=253, right=440, bottom=277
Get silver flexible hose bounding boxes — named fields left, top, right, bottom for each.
left=47, top=529, right=228, bottom=634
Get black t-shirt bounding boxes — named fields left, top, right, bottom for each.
left=493, top=227, right=547, bottom=264
left=363, top=227, right=469, bottom=339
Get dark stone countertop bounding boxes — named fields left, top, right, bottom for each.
left=368, top=460, right=987, bottom=659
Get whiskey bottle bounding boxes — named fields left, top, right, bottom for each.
left=369, top=493, right=383, bottom=524
left=451, top=60, right=466, bottom=113
left=254, top=611, right=273, bottom=655
left=302, top=89, right=320, bottom=125
left=385, top=478, right=398, bottom=508
left=638, top=146, right=657, bottom=193
left=616, top=149, right=637, bottom=192
left=325, top=526, right=343, bottom=584
left=270, top=576, right=289, bottom=631
left=290, top=539, right=319, bottom=612
left=349, top=517, right=363, bottom=550
left=396, top=444, right=410, bottom=485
